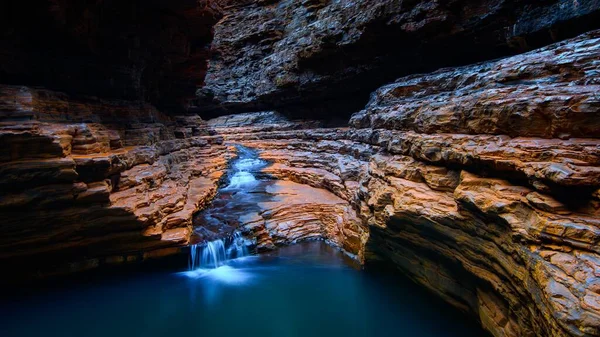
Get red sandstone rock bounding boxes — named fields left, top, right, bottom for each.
left=350, top=30, right=600, bottom=139
left=200, top=0, right=600, bottom=113
left=0, top=7, right=600, bottom=337
left=238, top=180, right=366, bottom=259
left=204, top=30, right=600, bottom=337
left=0, top=86, right=231, bottom=281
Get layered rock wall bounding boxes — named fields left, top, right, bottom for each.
left=200, top=0, right=600, bottom=115
left=349, top=30, right=600, bottom=337
left=1, top=2, right=600, bottom=337
left=0, top=85, right=231, bottom=280
left=207, top=30, right=600, bottom=337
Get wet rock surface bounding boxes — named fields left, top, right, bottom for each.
left=193, top=145, right=365, bottom=257
left=1, top=2, right=600, bottom=337
left=207, top=31, right=600, bottom=337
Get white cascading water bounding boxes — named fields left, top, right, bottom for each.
left=182, top=146, right=262, bottom=285
left=221, top=146, right=267, bottom=191
left=189, top=231, right=249, bottom=270
left=227, top=232, right=249, bottom=259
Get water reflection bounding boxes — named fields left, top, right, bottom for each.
left=0, top=242, right=489, bottom=337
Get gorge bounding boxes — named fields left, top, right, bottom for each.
left=1, top=1, right=600, bottom=336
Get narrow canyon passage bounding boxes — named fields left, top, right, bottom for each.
left=1, top=1, right=600, bottom=337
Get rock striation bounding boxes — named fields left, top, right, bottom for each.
left=206, top=30, right=600, bottom=337
left=348, top=30, right=600, bottom=337
left=0, top=84, right=231, bottom=280
left=0, top=2, right=600, bottom=337
left=200, top=0, right=600, bottom=115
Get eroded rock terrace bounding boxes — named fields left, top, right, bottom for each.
left=1, top=2, right=600, bottom=337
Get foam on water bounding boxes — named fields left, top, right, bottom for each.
left=224, top=171, right=257, bottom=189
left=181, top=265, right=254, bottom=285
left=189, top=232, right=249, bottom=269
left=234, top=158, right=266, bottom=171
left=184, top=231, right=253, bottom=284
left=221, top=146, right=268, bottom=191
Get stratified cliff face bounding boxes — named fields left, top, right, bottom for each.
left=0, top=0, right=228, bottom=279
left=0, top=85, right=230, bottom=279
left=207, top=30, right=600, bottom=337
left=208, top=113, right=370, bottom=257
left=199, top=0, right=600, bottom=115
left=353, top=31, right=600, bottom=337
left=1, top=1, right=600, bottom=337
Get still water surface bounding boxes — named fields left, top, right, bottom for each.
left=0, top=242, right=487, bottom=337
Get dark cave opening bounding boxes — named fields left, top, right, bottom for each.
left=0, top=0, right=221, bottom=114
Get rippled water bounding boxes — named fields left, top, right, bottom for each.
left=0, top=242, right=488, bottom=337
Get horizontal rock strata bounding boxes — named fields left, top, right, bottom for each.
left=0, top=85, right=232, bottom=280
left=350, top=29, right=600, bottom=139
left=208, top=31, right=600, bottom=337
left=239, top=180, right=365, bottom=257
left=200, top=0, right=600, bottom=113
left=0, top=6, right=599, bottom=337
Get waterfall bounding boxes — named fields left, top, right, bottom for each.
left=188, top=145, right=261, bottom=272
left=189, top=232, right=249, bottom=270
left=227, top=232, right=249, bottom=259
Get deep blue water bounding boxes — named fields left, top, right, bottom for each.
left=0, top=242, right=487, bottom=337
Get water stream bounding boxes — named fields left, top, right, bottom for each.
left=184, top=145, right=263, bottom=282
left=192, top=145, right=272, bottom=241
left=0, top=145, right=489, bottom=336
left=188, top=232, right=249, bottom=270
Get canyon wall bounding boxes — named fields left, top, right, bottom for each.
left=196, top=3, right=600, bottom=333
left=353, top=30, right=600, bottom=337
left=199, top=0, right=600, bottom=116
left=0, top=85, right=231, bottom=278
left=208, top=30, right=600, bottom=337
left=1, top=1, right=600, bottom=337
left=0, top=0, right=226, bottom=278
left=1, top=0, right=222, bottom=112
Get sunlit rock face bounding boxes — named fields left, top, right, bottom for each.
left=190, top=143, right=366, bottom=256
left=207, top=30, right=600, bottom=337
left=350, top=31, right=600, bottom=337
left=0, top=0, right=228, bottom=279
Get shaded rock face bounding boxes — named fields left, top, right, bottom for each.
left=207, top=30, right=600, bottom=337
left=199, top=0, right=600, bottom=117
left=0, top=0, right=222, bottom=112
